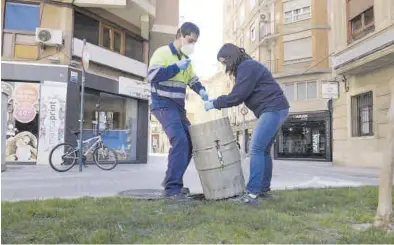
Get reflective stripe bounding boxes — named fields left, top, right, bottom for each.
left=147, top=64, right=163, bottom=82
left=188, top=75, right=199, bottom=87
left=159, top=80, right=187, bottom=88
left=152, top=87, right=185, bottom=99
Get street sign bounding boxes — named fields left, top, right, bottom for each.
left=240, top=107, right=249, bottom=116
left=322, top=81, right=339, bottom=99
left=81, top=41, right=90, bottom=71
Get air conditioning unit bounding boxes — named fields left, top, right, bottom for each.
left=35, top=28, right=63, bottom=46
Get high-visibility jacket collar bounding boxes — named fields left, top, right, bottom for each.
left=169, top=42, right=189, bottom=59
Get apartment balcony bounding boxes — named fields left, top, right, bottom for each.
left=259, top=21, right=277, bottom=45
left=73, top=0, right=156, bottom=26
left=332, top=27, right=394, bottom=76
left=72, top=38, right=147, bottom=78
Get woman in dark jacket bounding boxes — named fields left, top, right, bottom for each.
left=204, top=43, right=290, bottom=204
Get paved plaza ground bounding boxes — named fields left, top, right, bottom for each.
left=1, top=154, right=385, bottom=201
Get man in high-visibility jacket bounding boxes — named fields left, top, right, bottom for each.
left=148, top=22, right=209, bottom=201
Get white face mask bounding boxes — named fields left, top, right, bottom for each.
left=181, top=38, right=195, bottom=56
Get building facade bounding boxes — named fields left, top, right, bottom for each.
left=329, top=0, right=394, bottom=167
left=221, top=0, right=333, bottom=161
left=1, top=0, right=179, bottom=164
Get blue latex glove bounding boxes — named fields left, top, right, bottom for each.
left=175, top=59, right=191, bottom=70
left=199, top=89, right=209, bottom=101
left=204, top=101, right=215, bottom=111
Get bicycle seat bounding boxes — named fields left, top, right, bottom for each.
left=71, top=131, right=81, bottom=136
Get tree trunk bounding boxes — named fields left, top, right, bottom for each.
left=374, top=78, right=394, bottom=228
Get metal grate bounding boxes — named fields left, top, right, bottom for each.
left=351, top=91, right=373, bottom=137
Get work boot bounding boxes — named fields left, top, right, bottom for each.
left=164, top=192, right=192, bottom=202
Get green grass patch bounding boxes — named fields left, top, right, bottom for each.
left=2, top=187, right=393, bottom=244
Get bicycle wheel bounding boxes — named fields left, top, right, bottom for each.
left=49, top=143, right=78, bottom=172
left=93, top=145, right=118, bottom=170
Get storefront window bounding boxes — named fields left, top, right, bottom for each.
left=277, top=120, right=326, bottom=159
left=2, top=82, right=40, bottom=163
left=83, top=90, right=138, bottom=161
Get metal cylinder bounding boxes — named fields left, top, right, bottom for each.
left=189, top=117, right=245, bottom=200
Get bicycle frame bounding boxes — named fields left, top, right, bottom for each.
left=76, top=135, right=103, bottom=156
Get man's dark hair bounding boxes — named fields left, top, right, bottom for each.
left=176, top=22, right=200, bottom=39
left=217, top=43, right=251, bottom=77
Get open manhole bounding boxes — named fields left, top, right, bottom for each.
left=117, top=189, right=206, bottom=200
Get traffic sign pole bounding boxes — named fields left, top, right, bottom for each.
left=79, top=39, right=89, bottom=172
left=240, top=106, right=248, bottom=157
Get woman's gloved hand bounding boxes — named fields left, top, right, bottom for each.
left=175, top=59, right=191, bottom=70
left=204, top=100, right=215, bottom=111
left=199, top=89, right=209, bottom=101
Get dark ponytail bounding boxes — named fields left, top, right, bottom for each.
left=217, top=43, right=251, bottom=78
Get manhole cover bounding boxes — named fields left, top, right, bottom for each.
left=117, top=189, right=206, bottom=200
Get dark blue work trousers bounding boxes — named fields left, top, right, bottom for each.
left=151, top=107, right=192, bottom=196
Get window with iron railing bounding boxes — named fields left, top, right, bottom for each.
left=351, top=91, right=373, bottom=137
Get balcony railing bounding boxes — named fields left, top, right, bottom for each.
left=259, top=21, right=275, bottom=41
left=261, top=59, right=278, bottom=73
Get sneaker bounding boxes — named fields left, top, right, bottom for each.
left=164, top=192, right=191, bottom=202
left=233, top=193, right=259, bottom=205
left=181, top=187, right=190, bottom=195
left=161, top=181, right=190, bottom=196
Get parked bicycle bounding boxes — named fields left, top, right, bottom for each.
left=49, top=130, right=118, bottom=172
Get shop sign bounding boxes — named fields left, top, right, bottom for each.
left=13, top=103, right=36, bottom=123
left=14, top=83, right=39, bottom=104
left=292, top=114, right=308, bottom=120
left=118, top=76, right=151, bottom=100
left=37, top=81, right=67, bottom=164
